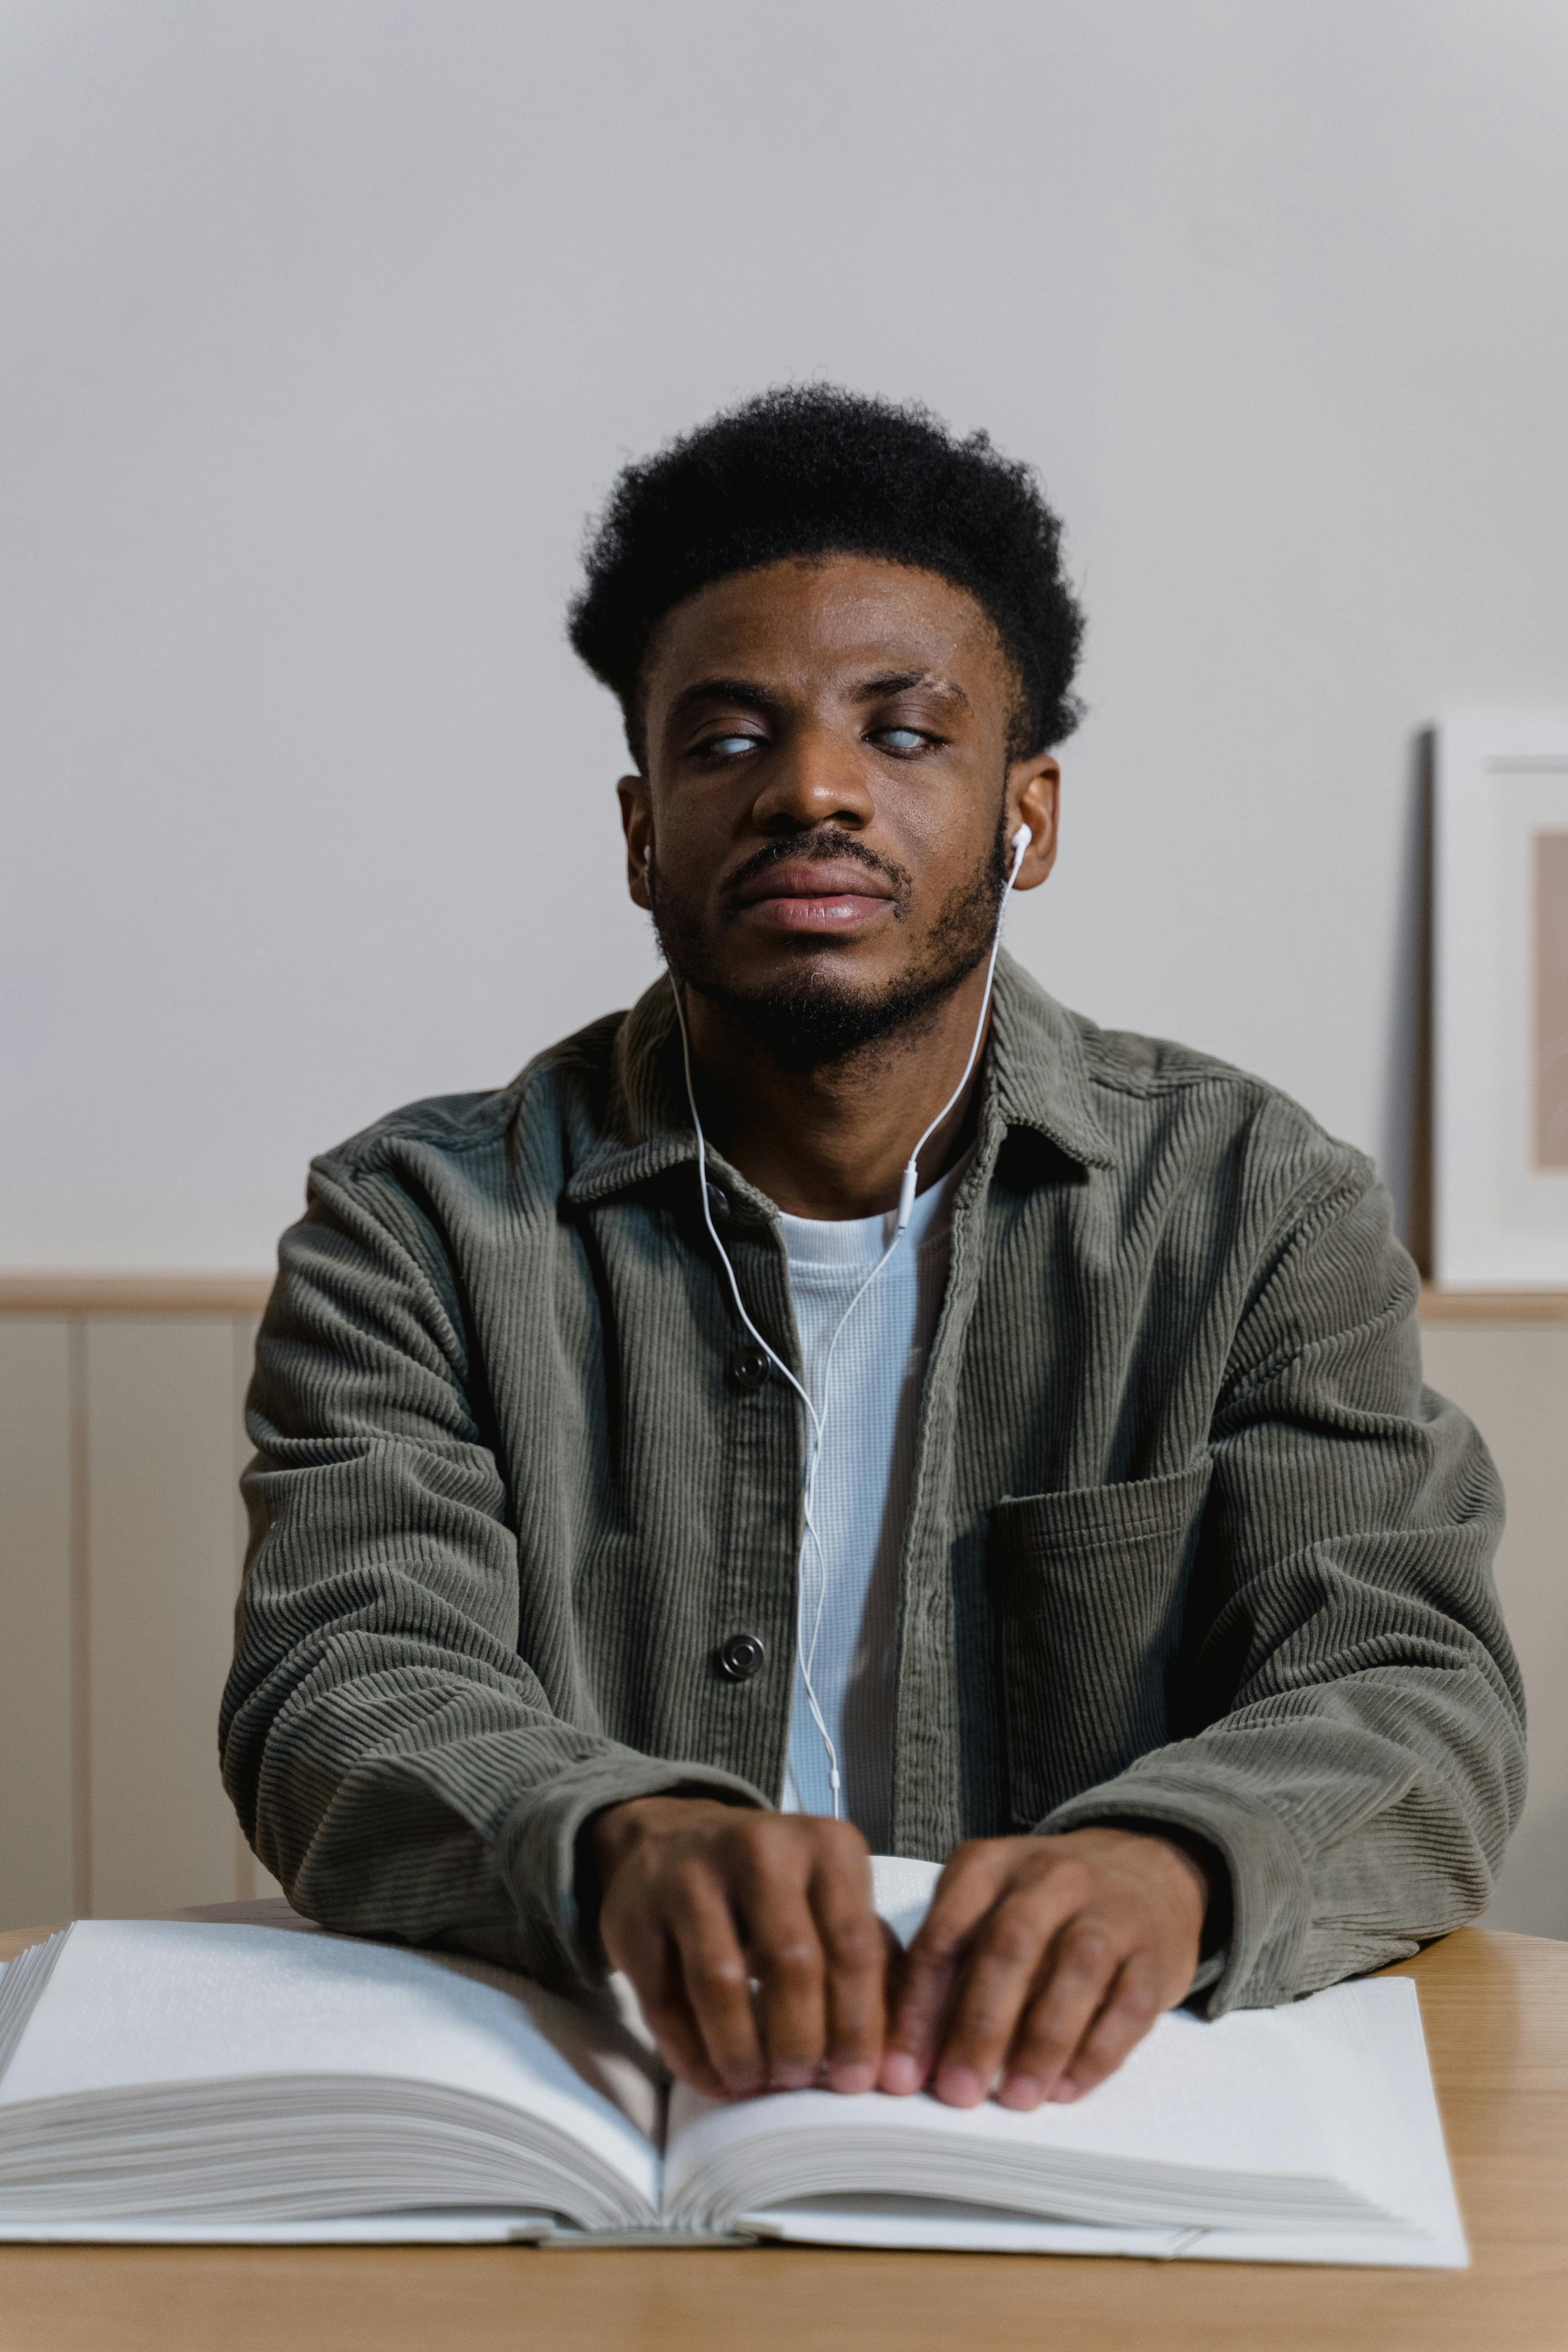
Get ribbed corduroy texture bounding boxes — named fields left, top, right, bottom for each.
left=221, top=956, right=1524, bottom=2012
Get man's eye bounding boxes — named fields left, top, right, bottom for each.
left=698, top=733, right=764, bottom=758
left=875, top=727, right=930, bottom=753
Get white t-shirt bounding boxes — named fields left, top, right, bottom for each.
left=777, top=1154, right=969, bottom=1850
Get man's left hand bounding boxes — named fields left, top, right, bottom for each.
left=879, top=1827, right=1214, bottom=2110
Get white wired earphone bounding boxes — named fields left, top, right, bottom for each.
left=669, top=822, right=1032, bottom=1816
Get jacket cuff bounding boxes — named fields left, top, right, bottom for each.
left=1037, top=1768, right=1313, bottom=2014
left=496, top=1755, right=771, bottom=1989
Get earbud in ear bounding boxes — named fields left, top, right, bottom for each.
left=1010, top=824, right=1030, bottom=857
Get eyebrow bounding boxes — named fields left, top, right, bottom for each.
left=668, top=677, right=785, bottom=723
left=668, top=669, right=972, bottom=722
left=853, top=670, right=972, bottom=712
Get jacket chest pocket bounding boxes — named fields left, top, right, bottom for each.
left=988, top=1463, right=1213, bottom=1828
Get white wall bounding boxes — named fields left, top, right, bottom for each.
left=3, top=0, right=1566, bottom=1270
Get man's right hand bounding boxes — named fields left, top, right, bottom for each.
left=588, top=1797, right=890, bottom=2100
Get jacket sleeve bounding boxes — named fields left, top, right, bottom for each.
left=1039, top=1152, right=1526, bottom=2012
left=219, top=1151, right=768, bottom=1992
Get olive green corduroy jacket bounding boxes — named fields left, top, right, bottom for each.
left=221, top=957, right=1525, bottom=2013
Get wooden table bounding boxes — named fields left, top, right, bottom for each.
left=1, top=1908, right=1565, bottom=2351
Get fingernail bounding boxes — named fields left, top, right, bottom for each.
left=879, top=2052, right=922, bottom=2095
left=769, top=2065, right=815, bottom=2092
left=1047, top=2078, right=1080, bottom=2104
left=935, top=2064, right=984, bottom=2107
left=998, top=2073, right=1044, bottom=2111
left=827, top=2063, right=876, bottom=2096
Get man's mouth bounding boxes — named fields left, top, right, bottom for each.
left=730, top=859, right=899, bottom=936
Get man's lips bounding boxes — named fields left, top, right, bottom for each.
left=730, top=860, right=898, bottom=934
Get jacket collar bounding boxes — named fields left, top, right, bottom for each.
left=562, top=952, right=1114, bottom=1209
left=982, top=953, right=1116, bottom=1170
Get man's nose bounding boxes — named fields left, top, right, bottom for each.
left=750, top=726, right=875, bottom=835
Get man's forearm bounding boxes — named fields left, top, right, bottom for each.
left=1039, top=1664, right=1522, bottom=2013
left=232, top=1676, right=773, bottom=1987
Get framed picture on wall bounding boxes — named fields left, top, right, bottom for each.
left=1434, top=713, right=1568, bottom=1288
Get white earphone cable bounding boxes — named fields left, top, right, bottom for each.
left=893, top=824, right=1030, bottom=1233
left=672, top=993, right=846, bottom=1803
left=672, top=821, right=1031, bottom=1818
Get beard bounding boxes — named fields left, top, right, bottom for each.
left=649, top=811, right=1011, bottom=1076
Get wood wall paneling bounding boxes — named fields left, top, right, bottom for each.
left=84, top=1319, right=248, bottom=1917
left=2, top=1297, right=1564, bottom=1938
left=1422, top=1321, right=1568, bottom=1940
left=0, top=1275, right=273, bottom=1315
left=0, top=1321, right=76, bottom=1925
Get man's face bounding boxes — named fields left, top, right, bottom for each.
left=618, top=554, right=1058, bottom=1069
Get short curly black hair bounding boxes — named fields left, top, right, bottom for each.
left=568, top=385, right=1084, bottom=768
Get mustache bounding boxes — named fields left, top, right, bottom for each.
left=718, top=828, right=912, bottom=908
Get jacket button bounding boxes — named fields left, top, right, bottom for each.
left=716, top=1632, right=767, bottom=1682
left=726, top=1344, right=771, bottom=1395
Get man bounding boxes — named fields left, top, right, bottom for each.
left=222, top=387, right=1523, bottom=2117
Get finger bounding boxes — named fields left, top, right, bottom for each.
left=621, top=1930, right=726, bottom=2097
left=809, top=1835, right=888, bottom=2093
left=1048, top=1950, right=1168, bottom=2103
left=984, top=1916, right=1125, bottom=2109
left=741, top=1873, right=828, bottom=2092
left=879, top=1842, right=1015, bottom=2094
left=664, top=1879, right=768, bottom=2097
left=930, top=1881, right=1098, bottom=2106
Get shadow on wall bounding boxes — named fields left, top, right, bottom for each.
left=1381, top=729, right=1435, bottom=1270
left=1491, top=1800, right=1568, bottom=1942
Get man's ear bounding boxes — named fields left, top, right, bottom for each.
left=1006, top=757, right=1060, bottom=891
left=617, top=775, right=654, bottom=910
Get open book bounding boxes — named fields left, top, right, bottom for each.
left=0, top=1857, right=1465, bottom=2265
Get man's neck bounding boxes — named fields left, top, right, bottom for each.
left=681, top=963, right=994, bottom=1220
